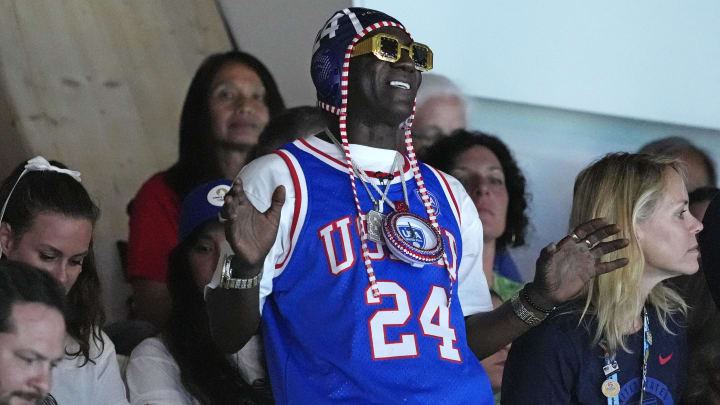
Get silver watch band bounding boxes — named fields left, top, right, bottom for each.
left=219, top=254, right=262, bottom=290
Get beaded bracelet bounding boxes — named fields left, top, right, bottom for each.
left=521, top=284, right=556, bottom=315
left=510, top=292, right=545, bottom=327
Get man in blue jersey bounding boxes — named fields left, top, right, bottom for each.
left=206, top=7, right=629, bottom=403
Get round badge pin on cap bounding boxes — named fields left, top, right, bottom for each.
left=207, top=184, right=229, bottom=207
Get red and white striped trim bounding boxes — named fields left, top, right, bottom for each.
left=297, top=138, right=413, bottom=181
left=272, top=149, right=308, bottom=276
left=425, top=166, right=462, bottom=227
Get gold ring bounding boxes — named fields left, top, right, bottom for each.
left=570, top=233, right=581, bottom=242
left=584, top=239, right=593, bottom=249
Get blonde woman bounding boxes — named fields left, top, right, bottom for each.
left=502, top=153, right=702, bottom=404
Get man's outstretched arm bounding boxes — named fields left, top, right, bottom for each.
left=465, top=219, right=629, bottom=359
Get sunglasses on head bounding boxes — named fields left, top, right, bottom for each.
left=351, top=33, right=433, bottom=72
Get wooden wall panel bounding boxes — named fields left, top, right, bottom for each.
left=0, top=0, right=232, bottom=322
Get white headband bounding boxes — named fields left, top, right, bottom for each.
left=23, top=156, right=82, bottom=182
left=0, top=156, right=82, bottom=258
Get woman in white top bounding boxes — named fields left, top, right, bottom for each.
left=126, top=180, right=267, bottom=405
left=0, top=157, right=128, bottom=404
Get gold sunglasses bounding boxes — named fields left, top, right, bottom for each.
left=351, top=33, right=433, bottom=72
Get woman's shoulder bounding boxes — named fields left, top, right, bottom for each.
left=137, top=171, right=172, bottom=192
left=129, top=171, right=181, bottom=222
left=52, top=331, right=129, bottom=404
left=133, top=171, right=176, bottom=200
left=129, top=336, right=173, bottom=361
left=520, top=303, right=595, bottom=346
left=60, top=329, right=118, bottom=366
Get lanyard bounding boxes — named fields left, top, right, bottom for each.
left=602, top=307, right=651, bottom=404
left=322, top=127, right=454, bottom=303
left=325, top=127, right=407, bottom=212
left=352, top=155, right=406, bottom=212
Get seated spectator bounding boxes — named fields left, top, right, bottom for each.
left=682, top=342, right=720, bottom=404
left=690, top=187, right=720, bottom=404
left=672, top=186, right=720, bottom=404
left=128, top=51, right=285, bottom=329
left=412, top=73, right=467, bottom=157
left=248, top=106, right=328, bottom=160
left=503, top=153, right=701, bottom=404
left=0, top=261, right=67, bottom=405
left=126, top=180, right=267, bottom=405
left=424, top=130, right=528, bottom=300
left=701, top=189, right=720, bottom=311
left=639, top=136, right=717, bottom=192
left=0, top=157, right=128, bottom=404
left=689, top=186, right=719, bottom=222
left=672, top=186, right=719, bottom=345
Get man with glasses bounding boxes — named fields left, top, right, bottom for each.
left=207, top=7, right=628, bottom=403
left=0, top=261, right=66, bottom=405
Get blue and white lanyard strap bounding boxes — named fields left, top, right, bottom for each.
left=603, top=356, right=620, bottom=405
left=640, top=307, right=652, bottom=404
left=603, top=307, right=651, bottom=405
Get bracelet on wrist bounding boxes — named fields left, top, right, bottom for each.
left=220, top=254, right=262, bottom=289
left=510, top=292, right=547, bottom=327
left=521, top=284, right=556, bottom=315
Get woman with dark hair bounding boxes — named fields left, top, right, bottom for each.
left=424, top=130, right=529, bottom=300
left=0, top=157, right=128, bottom=404
left=126, top=180, right=267, bottom=405
left=128, top=51, right=285, bottom=328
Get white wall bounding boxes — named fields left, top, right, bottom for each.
left=354, top=0, right=720, bottom=280
left=218, top=0, right=351, bottom=108
left=0, top=0, right=232, bottom=322
left=358, top=0, right=720, bottom=130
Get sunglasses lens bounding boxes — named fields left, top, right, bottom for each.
left=412, top=45, right=429, bottom=69
left=379, top=36, right=399, bottom=60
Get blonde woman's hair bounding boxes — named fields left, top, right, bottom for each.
left=570, top=152, right=688, bottom=355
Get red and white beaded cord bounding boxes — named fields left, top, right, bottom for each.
left=319, top=21, right=456, bottom=305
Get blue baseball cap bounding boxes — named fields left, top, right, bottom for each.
left=178, top=179, right=232, bottom=242
left=311, top=8, right=407, bottom=114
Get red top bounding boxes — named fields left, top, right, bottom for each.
left=127, top=172, right=181, bottom=283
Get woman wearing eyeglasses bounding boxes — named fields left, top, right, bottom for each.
left=502, top=153, right=701, bottom=404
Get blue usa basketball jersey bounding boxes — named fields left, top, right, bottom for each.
left=261, top=139, right=494, bottom=404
